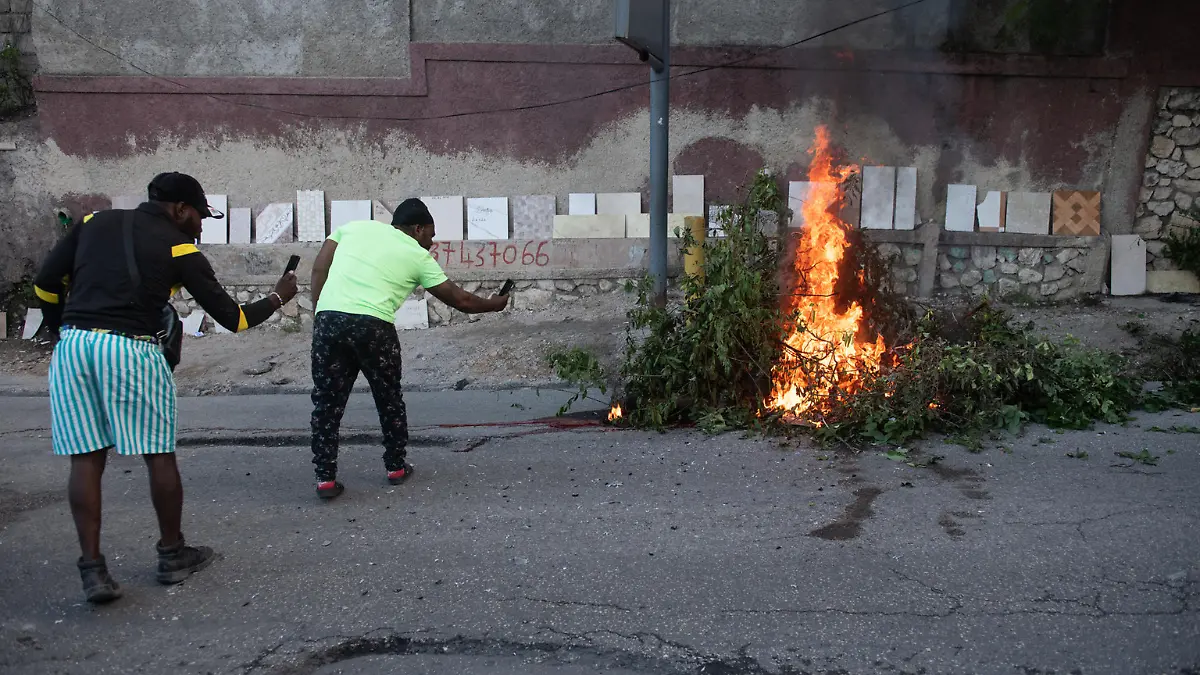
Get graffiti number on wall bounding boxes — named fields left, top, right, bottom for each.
left=429, top=241, right=550, bottom=269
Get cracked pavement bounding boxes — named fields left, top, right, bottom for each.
left=0, top=391, right=1198, bottom=674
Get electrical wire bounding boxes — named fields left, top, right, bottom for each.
left=33, top=0, right=929, bottom=123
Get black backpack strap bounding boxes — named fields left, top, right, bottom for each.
left=121, top=209, right=141, bottom=291
left=121, top=209, right=175, bottom=349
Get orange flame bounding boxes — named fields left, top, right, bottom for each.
left=768, top=126, right=886, bottom=421
left=608, top=404, right=623, bottom=422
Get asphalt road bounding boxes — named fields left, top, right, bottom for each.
left=0, top=392, right=1198, bottom=675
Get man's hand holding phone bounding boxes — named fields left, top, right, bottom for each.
left=272, top=255, right=300, bottom=309
left=489, top=278, right=514, bottom=311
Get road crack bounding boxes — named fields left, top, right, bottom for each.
left=501, top=595, right=634, bottom=612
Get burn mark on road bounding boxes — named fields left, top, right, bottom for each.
left=939, top=510, right=982, bottom=539
left=834, top=462, right=866, bottom=486
left=809, top=487, right=883, bottom=541
left=930, top=463, right=991, bottom=501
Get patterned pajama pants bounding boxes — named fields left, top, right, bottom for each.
left=310, top=311, right=408, bottom=482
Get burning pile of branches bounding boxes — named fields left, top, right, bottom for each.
left=558, top=127, right=1141, bottom=444
left=767, top=126, right=892, bottom=426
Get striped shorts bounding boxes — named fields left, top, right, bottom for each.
left=48, top=328, right=177, bottom=456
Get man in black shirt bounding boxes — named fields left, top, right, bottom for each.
left=34, top=172, right=298, bottom=603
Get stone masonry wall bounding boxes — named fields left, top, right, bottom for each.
left=876, top=244, right=925, bottom=297
left=877, top=240, right=1094, bottom=302
left=1137, top=87, right=1200, bottom=271
left=931, top=245, right=1090, bottom=301
left=170, top=277, right=639, bottom=333
left=171, top=243, right=1093, bottom=337
left=0, top=0, right=33, bottom=63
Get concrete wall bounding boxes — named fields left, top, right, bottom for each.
left=31, top=0, right=971, bottom=77
left=32, top=0, right=411, bottom=77
left=29, top=46, right=1154, bottom=235
left=29, top=0, right=1129, bottom=77
left=1, top=0, right=41, bottom=306
left=0, top=120, right=53, bottom=309
left=5, top=0, right=1200, bottom=305
left=412, top=0, right=956, bottom=50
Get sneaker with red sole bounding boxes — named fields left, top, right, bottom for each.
left=316, top=480, right=344, bottom=500
left=387, top=464, right=414, bottom=485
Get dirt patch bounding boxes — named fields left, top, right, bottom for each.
left=1009, top=296, right=1200, bottom=373
left=0, top=294, right=633, bottom=394
left=0, top=488, right=63, bottom=530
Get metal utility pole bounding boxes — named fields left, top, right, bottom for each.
left=615, top=0, right=670, bottom=307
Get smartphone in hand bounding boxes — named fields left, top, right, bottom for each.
left=285, top=255, right=301, bottom=275
left=499, top=279, right=515, bottom=296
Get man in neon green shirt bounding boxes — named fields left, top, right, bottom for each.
left=309, top=198, right=509, bottom=499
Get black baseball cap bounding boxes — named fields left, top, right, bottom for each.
left=147, top=172, right=224, bottom=219
left=392, top=198, right=434, bottom=227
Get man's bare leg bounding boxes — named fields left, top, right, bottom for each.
left=144, top=453, right=216, bottom=585
left=69, top=448, right=121, bottom=603
left=68, top=449, right=109, bottom=560
left=144, top=454, right=182, bottom=547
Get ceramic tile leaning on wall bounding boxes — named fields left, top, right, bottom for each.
left=22, top=309, right=42, bottom=339
left=596, top=193, right=641, bottom=216
left=1052, top=191, right=1101, bottom=236
left=511, top=195, right=556, bottom=239
left=552, top=215, right=625, bottom=238
left=422, top=196, right=466, bottom=241
left=672, top=175, right=705, bottom=215
left=228, top=208, right=252, bottom=244
left=1005, top=192, right=1052, bottom=235
left=625, top=214, right=649, bottom=238
left=625, top=214, right=685, bottom=238
left=788, top=181, right=822, bottom=229
left=1111, top=235, right=1147, bottom=296
left=708, top=205, right=728, bottom=238
left=945, top=185, right=978, bottom=233
left=568, top=193, right=596, bottom=216
left=976, top=191, right=1007, bottom=233
left=372, top=200, right=393, bottom=222
left=893, top=168, right=917, bottom=230
left=296, top=190, right=326, bottom=242
left=182, top=310, right=206, bottom=336
left=860, top=167, right=896, bottom=230
left=330, top=200, right=372, bottom=233
left=200, top=195, right=228, bottom=244
left=255, top=203, right=294, bottom=244
left=395, top=297, right=430, bottom=330
left=467, top=198, right=509, bottom=240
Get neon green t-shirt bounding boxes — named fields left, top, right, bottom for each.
left=315, top=220, right=448, bottom=323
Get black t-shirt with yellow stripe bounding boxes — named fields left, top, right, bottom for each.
left=34, top=203, right=275, bottom=338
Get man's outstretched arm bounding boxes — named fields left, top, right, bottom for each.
left=426, top=280, right=509, bottom=314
